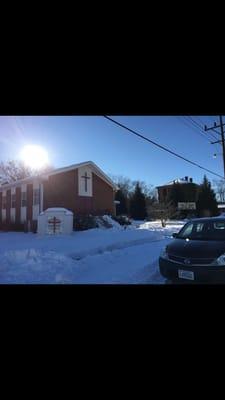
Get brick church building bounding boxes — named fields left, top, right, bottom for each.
left=0, top=161, right=117, bottom=229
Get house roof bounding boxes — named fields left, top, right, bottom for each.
left=0, top=161, right=118, bottom=191
left=157, top=177, right=196, bottom=188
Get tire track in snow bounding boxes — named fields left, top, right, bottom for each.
left=70, top=237, right=167, bottom=261
left=69, top=239, right=170, bottom=284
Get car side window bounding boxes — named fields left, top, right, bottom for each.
left=179, top=223, right=194, bottom=238
left=196, top=223, right=204, bottom=232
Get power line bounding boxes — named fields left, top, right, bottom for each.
left=186, top=116, right=220, bottom=139
left=205, top=116, right=225, bottom=178
left=195, top=116, right=207, bottom=126
left=203, top=116, right=224, bottom=152
left=187, top=116, right=204, bottom=130
left=200, top=116, right=221, bottom=136
left=176, top=116, right=213, bottom=143
left=176, top=116, right=207, bottom=140
left=188, top=116, right=220, bottom=141
left=103, top=115, right=225, bottom=180
left=209, top=116, right=218, bottom=124
left=184, top=116, right=225, bottom=169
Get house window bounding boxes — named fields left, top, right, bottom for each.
left=21, top=192, right=27, bottom=207
left=11, top=194, right=16, bottom=208
left=33, top=188, right=40, bottom=205
left=2, top=196, right=6, bottom=209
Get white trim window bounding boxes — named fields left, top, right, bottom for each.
left=21, top=191, right=27, bottom=207
left=33, top=188, right=40, bottom=205
left=11, top=193, right=16, bottom=208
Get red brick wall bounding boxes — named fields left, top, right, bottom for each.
left=92, top=173, right=115, bottom=215
left=6, top=189, right=11, bottom=224
left=43, top=170, right=77, bottom=212
left=43, top=169, right=115, bottom=216
left=157, top=186, right=171, bottom=202
left=15, top=187, right=21, bottom=224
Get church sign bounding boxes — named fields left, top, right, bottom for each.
left=47, top=216, right=62, bottom=234
left=38, top=208, right=73, bottom=235
left=178, top=202, right=196, bottom=210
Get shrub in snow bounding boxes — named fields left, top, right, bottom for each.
left=101, top=215, right=122, bottom=229
left=94, top=215, right=125, bottom=230
left=23, top=220, right=37, bottom=233
left=112, top=215, right=132, bottom=226
left=73, top=215, right=98, bottom=231
left=0, top=222, right=25, bottom=232
left=72, top=214, right=125, bottom=231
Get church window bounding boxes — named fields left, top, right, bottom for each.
left=2, top=196, right=6, bottom=209
left=33, top=189, right=40, bottom=205
left=11, top=194, right=16, bottom=208
left=21, top=192, right=27, bottom=207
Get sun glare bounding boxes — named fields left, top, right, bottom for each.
left=20, top=145, right=49, bottom=170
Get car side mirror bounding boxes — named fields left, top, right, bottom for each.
left=172, top=233, right=178, bottom=238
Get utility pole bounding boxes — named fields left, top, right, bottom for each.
left=205, top=116, right=225, bottom=178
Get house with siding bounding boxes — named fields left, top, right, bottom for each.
left=0, top=161, right=117, bottom=230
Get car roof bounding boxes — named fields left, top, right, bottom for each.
left=186, top=217, right=225, bottom=223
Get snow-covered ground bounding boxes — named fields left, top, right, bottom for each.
left=0, top=219, right=185, bottom=284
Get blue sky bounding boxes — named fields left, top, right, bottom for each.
left=0, top=115, right=223, bottom=187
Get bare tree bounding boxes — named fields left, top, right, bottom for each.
left=0, top=160, right=54, bottom=184
left=131, top=180, right=156, bottom=199
left=212, top=179, right=225, bottom=202
left=148, top=200, right=176, bottom=227
left=109, top=175, right=133, bottom=197
left=110, top=175, right=156, bottom=199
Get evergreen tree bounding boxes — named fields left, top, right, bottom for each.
left=129, top=182, right=147, bottom=220
left=115, top=188, right=128, bottom=215
left=196, top=175, right=219, bottom=217
left=182, top=183, right=198, bottom=202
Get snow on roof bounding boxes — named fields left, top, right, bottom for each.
left=157, top=177, right=195, bottom=187
left=165, top=178, right=190, bottom=185
left=41, top=161, right=118, bottom=190
left=43, top=208, right=73, bottom=215
left=0, top=161, right=118, bottom=191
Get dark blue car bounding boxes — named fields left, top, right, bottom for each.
left=159, top=217, right=225, bottom=283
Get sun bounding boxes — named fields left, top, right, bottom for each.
left=20, top=145, right=49, bottom=170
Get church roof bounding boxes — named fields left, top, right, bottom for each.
left=0, top=161, right=118, bottom=191
left=41, top=161, right=118, bottom=190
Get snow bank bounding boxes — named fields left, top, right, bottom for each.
left=0, top=220, right=184, bottom=284
left=0, top=249, right=76, bottom=284
left=101, top=215, right=122, bottom=229
left=0, top=241, right=168, bottom=284
left=138, top=220, right=184, bottom=237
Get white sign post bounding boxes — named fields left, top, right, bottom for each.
left=37, top=208, right=73, bottom=235
left=178, top=202, right=196, bottom=210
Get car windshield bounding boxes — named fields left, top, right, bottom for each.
left=177, top=220, right=225, bottom=241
